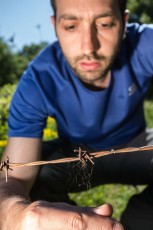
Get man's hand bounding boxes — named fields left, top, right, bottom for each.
left=16, top=201, right=123, bottom=230
left=1, top=138, right=124, bottom=229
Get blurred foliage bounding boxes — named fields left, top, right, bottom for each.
left=0, top=37, right=48, bottom=86
left=144, top=100, right=153, bottom=128
left=128, top=0, right=153, bottom=23
left=70, top=184, right=145, bottom=220
left=0, top=84, right=16, bottom=140
left=18, top=42, right=48, bottom=62
left=43, top=117, right=58, bottom=141
left=0, top=38, right=23, bottom=86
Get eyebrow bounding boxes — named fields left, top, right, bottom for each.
left=58, top=14, right=78, bottom=22
left=58, top=11, right=115, bottom=22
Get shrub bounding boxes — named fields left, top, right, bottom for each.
left=0, top=84, right=16, bottom=140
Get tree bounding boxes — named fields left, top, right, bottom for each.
left=0, top=38, right=48, bottom=87
left=0, top=37, right=28, bottom=86
left=19, top=42, right=48, bottom=61
left=0, top=84, right=16, bottom=140
left=128, top=0, right=153, bottom=23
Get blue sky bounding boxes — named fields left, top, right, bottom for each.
left=0, top=0, right=57, bottom=50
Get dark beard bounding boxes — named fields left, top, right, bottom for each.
left=71, top=51, right=119, bottom=84
left=61, top=38, right=122, bottom=85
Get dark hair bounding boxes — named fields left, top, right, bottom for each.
left=50, top=0, right=127, bottom=17
left=119, top=0, right=127, bottom=17
left=50, top=0, right=56, bottom=15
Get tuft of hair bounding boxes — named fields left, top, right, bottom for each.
left=50, top=0, right=56, bottom=15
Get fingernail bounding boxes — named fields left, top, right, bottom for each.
left=113, top=222, right=124, bottom=230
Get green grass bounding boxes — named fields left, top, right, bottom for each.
left=144, top=100, right=153, bottom=128
left=70, top=184, right=145, bottom=220
left=0, top=147, right=4, bottom=156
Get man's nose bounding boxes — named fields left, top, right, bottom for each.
left=81, top=26, right=100, bottom=55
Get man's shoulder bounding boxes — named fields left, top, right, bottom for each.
left=127, top=22, right=153, bottom=33
left=126, top=23, right=153, bottom=46
left=21, top=40, right=70, bottom=89
left=121, top=23, right=153, bottom=83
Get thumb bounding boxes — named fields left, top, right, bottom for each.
left=91, top=203, right=113, bottom=217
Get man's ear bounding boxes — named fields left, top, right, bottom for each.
left=51, top=16, right=55, bottom=27
left=124, top=9, right=129, bottom=24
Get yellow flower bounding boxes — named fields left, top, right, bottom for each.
left=47, top=117, right=56, bottom=125
left=43, top=128, right=58, bottom=139
left=0, top=140, right=7, bottom=147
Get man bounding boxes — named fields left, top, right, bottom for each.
left=1, top=0, right=153, bottom=229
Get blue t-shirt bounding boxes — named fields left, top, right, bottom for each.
left=8, top=23, right=153, bottom=150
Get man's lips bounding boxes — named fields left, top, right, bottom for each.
left=79, top=61, right=100, bottom=71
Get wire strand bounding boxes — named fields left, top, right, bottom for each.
left=1, top=145, right=153, bottom=182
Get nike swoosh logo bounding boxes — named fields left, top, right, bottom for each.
left=128, top=83, right=137, bottom=96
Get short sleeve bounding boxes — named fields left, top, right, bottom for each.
left=8, top=71, right=49, bottom=138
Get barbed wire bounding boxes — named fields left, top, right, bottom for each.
left=1, top=145, right=153, bottom=182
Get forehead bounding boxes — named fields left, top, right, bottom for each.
left=55, top=0, right=120, bottom=18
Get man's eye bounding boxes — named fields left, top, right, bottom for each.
left=64, top=25, right=76, bottom=31
left=102, top=24, right=111, bottom=28
left=97, top=23, right=115, bottom=29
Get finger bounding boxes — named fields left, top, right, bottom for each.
left=48, top=205, right=122, bottom=230
left=91, top=203, right=113, bottom=217
left=51, top=202, right=113, bottom=217
left=25, top=201, right=123, bottom=230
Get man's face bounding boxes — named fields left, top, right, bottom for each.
left=53, top=0, right=125, bottom=86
